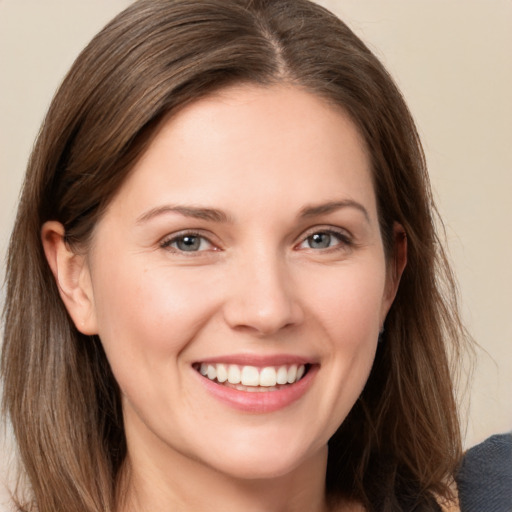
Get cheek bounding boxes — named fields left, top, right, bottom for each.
left=304, top=260, right=387, bottom=339
left=90, top=255, right=222, bottom=369
left=301, top=260, right=386, bottom=419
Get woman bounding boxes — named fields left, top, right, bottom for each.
left=1, top=0, right=468, bottom=510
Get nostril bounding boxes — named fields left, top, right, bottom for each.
left=220, top=265, right=304, bottom=335
left=223, top=299, right=304, bottom=336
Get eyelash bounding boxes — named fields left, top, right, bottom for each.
left=159, top=227, right=353, bottom=255
left=295, top=228, right=353, bottom=252
left=160, top=231, right=216, bottom=254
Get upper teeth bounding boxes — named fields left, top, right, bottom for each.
left=199, top=363, right=306, bottom=387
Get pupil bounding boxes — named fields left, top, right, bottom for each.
left=178, top=236, right=200, bottom=251
left=309, top=233, right=330, bottom=249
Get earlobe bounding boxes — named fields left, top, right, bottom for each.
left=41, top=221, right=98, bottom=335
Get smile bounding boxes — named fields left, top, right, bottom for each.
left=195, top=363, right=308, bottom=390
left=193, top=359, right=317, bottom=413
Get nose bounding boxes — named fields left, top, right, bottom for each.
left=222, top=252, right=304, bottom=336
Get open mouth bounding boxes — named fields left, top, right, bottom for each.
left=193, top=362, right=311, bottom=392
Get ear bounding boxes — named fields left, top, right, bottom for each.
left=381, top=222, right=408, bottom=324
left=41, top=221, right=98, bottom=335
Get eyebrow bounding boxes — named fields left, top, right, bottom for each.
left=136, top=199, right=370, bottom=225
left=298, top=200, right=370, bottom=223
left=136, top=205, right=232, bottom=224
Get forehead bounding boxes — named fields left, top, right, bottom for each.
left=106, top=84, right=376, bottom=224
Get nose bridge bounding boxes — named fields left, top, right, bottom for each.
left=223, top=244, right=303, bottom=335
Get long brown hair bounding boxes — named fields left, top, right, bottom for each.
left=2, top=0, right=468, bottom=510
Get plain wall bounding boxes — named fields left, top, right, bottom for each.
left=1, top=0, right=511, bottom=507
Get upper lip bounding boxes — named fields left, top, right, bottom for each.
left=194, top=354, right=316, bottom=367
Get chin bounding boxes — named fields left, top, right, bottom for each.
left=197, top=436, right=326, bottom=482
left=210, top=457, right=305, bottom=482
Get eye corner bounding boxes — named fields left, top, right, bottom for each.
left=159, top=231, right=220, bottom=254
left=295, top=227, right=354, bottom=253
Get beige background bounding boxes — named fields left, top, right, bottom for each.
left=1, top=0, right=511, bottom=507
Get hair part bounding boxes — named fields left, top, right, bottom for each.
left=2, top=1, right=469, bottom=510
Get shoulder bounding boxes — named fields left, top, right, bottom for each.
left=456, top=432, right=512, bottom=512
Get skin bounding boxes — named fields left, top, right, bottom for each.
left=43, top=84, right=406, bottom=512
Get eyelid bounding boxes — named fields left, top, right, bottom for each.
left=159, top=229, right=220, bottom=253
left=158, top=226, right=354, bottom=254
left=295, top=226, right=353, bottom=250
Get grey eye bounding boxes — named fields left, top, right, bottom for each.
left=306, top=232, right=334, bottom=249
left=175, top=235, right=202, bottom=251
left=161, top=232, right=215, bottom=253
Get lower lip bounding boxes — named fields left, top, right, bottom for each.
left=195, top=365, right=318, bottom=413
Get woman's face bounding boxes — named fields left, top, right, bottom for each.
left=80, top=85, right=400, bottom=480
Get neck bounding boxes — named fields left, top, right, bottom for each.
left=117, top=444, right=332, bottom=512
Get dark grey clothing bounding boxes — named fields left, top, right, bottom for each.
left=456, top=433, right=512, bottom=512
